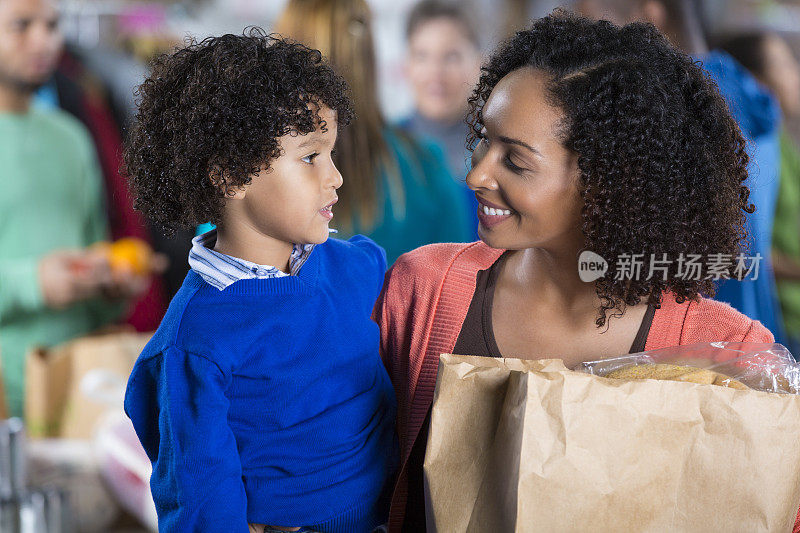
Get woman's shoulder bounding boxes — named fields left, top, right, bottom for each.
left=688, top=296, right=774, bottom=342
left=652, top=293, right=775, bottom=347
left=389, top=241, right=501, bottom=280
left=379, top=242, right=502, bottom=317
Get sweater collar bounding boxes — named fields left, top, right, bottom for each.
left=184, top=241, right=320, bottom=296
left=189, top=229, right=315, bottom=290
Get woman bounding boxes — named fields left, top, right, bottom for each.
left=376, top=13, right=775, bottom=532
left=275, top=0, right=472, bottom=264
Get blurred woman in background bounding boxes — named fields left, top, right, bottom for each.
left=716, top=32, right=800, bottom=356
left=398, top=0, right=483, bottom=238
left=275, top=0, right=472, bottom=264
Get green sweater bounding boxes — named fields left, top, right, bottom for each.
left=774, top=130, right=800, bottom=340
left=0, top=109, right=118, bottom=416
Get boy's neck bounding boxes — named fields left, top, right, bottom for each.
left=213, top=226, right=294, bottom=273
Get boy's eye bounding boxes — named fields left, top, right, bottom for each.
left=302, top=153, right=319, bottom=164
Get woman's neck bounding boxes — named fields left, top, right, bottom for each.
left=504, top=244, right=600, bottom=315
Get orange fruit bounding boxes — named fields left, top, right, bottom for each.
left=105, top=238, right=153, bottom=275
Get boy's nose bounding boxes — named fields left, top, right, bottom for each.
left=330, top=167, right=343, bottom=190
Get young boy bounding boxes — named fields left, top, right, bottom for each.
left=123, top=31, right=397, bottom=533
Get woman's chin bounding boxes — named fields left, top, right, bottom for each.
left=477, top=229, right=506, bottom=250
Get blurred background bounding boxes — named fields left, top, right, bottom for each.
left=54, top=0, right=800, bottom=124
left=0, top=0, right=799, bottom=531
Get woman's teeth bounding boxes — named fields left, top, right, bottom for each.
left=480, top=203, right=512, bottom=216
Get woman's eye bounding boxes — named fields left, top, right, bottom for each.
left=301, top=153, right=319, bottom=164
left=504, top=155, right=526, bottom=173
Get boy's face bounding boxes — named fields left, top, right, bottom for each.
left=233, top=104, right=343, bottom=247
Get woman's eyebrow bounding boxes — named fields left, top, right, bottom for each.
left=499, top=135, right=541, bottom=157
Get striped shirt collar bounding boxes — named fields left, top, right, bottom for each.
left=188, top=229, right=314, bottom=290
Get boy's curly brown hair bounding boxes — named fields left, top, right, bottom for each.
left=124, top=28, right=354, bottom=235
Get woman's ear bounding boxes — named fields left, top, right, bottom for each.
left=568, top=150, right=581, bottom=183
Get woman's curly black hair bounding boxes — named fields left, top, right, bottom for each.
left=467, top=11, right=753, bottom=327
left=124, top=28, right=354, bottom=234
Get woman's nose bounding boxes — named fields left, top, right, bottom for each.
left=466, top=143, right=497, bottom=191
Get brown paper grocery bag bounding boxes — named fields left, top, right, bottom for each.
left=424, top=354, right=800, bottom=533
left=25, top=331, right=151, bottom=439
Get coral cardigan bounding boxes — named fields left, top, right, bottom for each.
left=375, top=242, right=783, bottom=533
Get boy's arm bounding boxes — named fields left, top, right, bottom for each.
left=347, top=234, right=388, bottom=296
left=125, top=346, right=249, bottom=532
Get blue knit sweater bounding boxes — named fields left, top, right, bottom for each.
left=124, top=236, right=398, bottom=532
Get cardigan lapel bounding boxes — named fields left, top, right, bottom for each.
left=409, top=243, right=504, bottom=448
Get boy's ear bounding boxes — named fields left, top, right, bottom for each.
left=209, top=166, right=248, bottom=199
left=223, top=184, right=248, bottom=200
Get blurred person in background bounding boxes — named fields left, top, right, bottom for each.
left=577, top=0, right=786, bottom=345
left=276, top=0, right=472, bottom=264
left=715, top=32, right=800, bottom=356
left=398, top=0, right=483, bottom=238
left=0, top=0, right=149, bottom=416
left=33, top=45, right=169, bottom=332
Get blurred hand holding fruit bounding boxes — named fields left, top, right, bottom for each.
left=39, top=238, right=168, bottom=309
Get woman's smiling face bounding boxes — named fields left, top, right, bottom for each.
left=467, top=67, right=585, bottom=252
